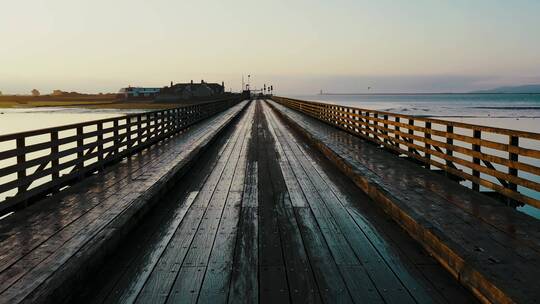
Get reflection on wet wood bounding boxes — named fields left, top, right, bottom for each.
left=269, top=99, right=540, bottom=304
left=273, top=96, right=540, bottom=208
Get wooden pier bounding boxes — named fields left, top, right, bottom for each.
left=0, top=97, right=539, bottom=303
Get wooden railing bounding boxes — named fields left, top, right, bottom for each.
left=273, top=96, right=540, bottom=209
left=0, top=97, right=242, bottom=215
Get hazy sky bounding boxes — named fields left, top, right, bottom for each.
left=1, top=0, right=540, bottom=94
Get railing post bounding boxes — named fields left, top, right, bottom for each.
left=508, top=136, right=519, bottom=205
left=395, top=117, right=400, bottom=147
left=446, top=125, right=454, bottom=178
left=145, top=113, right=151, bottom=143
left=112, top=120, right=119, bottom=156
left=16, top=138, right=26, bottom=195
left=77, top=126, right=84, bottom=179
left=425, top=122, right=432, bottom=167
left=383, top=114, right=389, bottom=144
left=51, top=131, right=59, bottom=181
left=472, top=129, right=481, bottom=191
left=137, top=114, right=142, bottom=147
left=408, top=119, right=414, bottom=153
left=175, top=108, right=180, bottom=132
left=97, top=122, right=104, bottom=168
left=373, top=113, right=379, bottom=138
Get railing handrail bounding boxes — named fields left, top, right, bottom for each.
left=280, top=97, right=540, bottom=140
left=0, top=97, right=237, bottom=142
left=0, top=96, right=243, bottom=215
left=273, top=96, right=540, bottom=209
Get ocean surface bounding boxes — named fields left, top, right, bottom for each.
left=0, top=107, right=145, bottom=135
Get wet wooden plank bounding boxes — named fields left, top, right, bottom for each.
left=268, top=99, right=540, bottom=303
left=228, top=207, right=258, bottom=303
left=253, top=101, right=290, bottom=302
left=258, top=101, right=322, bottom=303
left=2, top=103, right=247, bottom=301
left=73, top=105, right=253, bottom=304
left=229, top=105, right=259, bottom=303
left=101, top=190, right=200, bottom=304
left=198, top=105, right=254, bottom=303
left=165, top=266, right=206, bottom=304
left=263, top=102, right=418, bottom=303
left=135, top=103, right=252, bottom=304
left=294, top=208, right=354, bottom=303
left=270, top=111, right=429, bottom=304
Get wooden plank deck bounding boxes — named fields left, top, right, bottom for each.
left=0, top=101, right=249, bottom=304
left=267, top=99, right=540, bottom=304
left=71, top=100, right=476, bottom=304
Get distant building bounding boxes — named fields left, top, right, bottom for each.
left=119, top=80, right=226, bottom=101
left=119, top=87, right=161, bottom=99
left=157, top=80, right=226, bottom=101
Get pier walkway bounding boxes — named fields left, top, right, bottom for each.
left=0, top=98, right=539, bottom=303
left=72, top=100, right=475, bottom=303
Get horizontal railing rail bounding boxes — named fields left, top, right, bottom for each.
left=272, top=96, right=540, bottom=209
left=0, top=97, right=243, bottom=215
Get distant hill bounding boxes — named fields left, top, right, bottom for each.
left=471, top=84, right=540, bottom=93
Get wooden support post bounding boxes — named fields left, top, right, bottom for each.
left=97, top=122, right=104, bottom=167
left=77, top=126, right=84, bottom=179
left=112, top=120, right=119, bottom=155
left=446, top=125, right=454, bottom=178
left=145, top=113, right=151, bottom=143
left=175, top=108, right=180, bottom=132
left=350, top=108, right=354, bottom=131
left=127, top=117, right=133, bottom=150
left=408, top=119, right=414, bottom=153
left=355, top=109, right=360, bottom=133
left=16, top=138, right=26, bottom=196
left=425, top=122, right=432, bottom=168
left=508, top=136, right=519, bottom=205
left=472, top=130, right=481, bottom=191
left=164, top=110, right=170, bottom=135
left=383, top=115, right=389, bottom=144
left=373, top=113, right=379, bottom=138
left=137, top=114, right=142, bottom=147
left=395, top=117, right=400, bottom=148
left=51, top=131, right=59, bottom=180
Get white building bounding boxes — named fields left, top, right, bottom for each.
left=119, top=87, right=161, bottom=99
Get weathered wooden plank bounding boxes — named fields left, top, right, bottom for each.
left=271, top=96, right=540, bottom=209
left=268, top=99, right=540, bottom=304
left=272, top=110, right=433, bottom=303
left=165, top=266, right=206, bottom=304
left=0, top=117, right=227, bottom=291
left=258, top=101, right=322, bottom=303
left=228, top=206, right=258, bottom=303
left=0, top=97, right=243, bottom=214
left=94, top=107, right=250, bottom=304
left=253, top=101, right=290, bottom=302
left=135, top=104, right=251, bottom=304
left=264, top=103, right=420, bottom=303
left=294, top=208, right=354, bottom=303
left=197, top=105, right=254, bottom=303
left=181, top=103, right=252, bottom=270
left=0, top=102, right=248, bottom=304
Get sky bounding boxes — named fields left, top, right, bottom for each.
left=1, top=0, right=540, bottom=94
